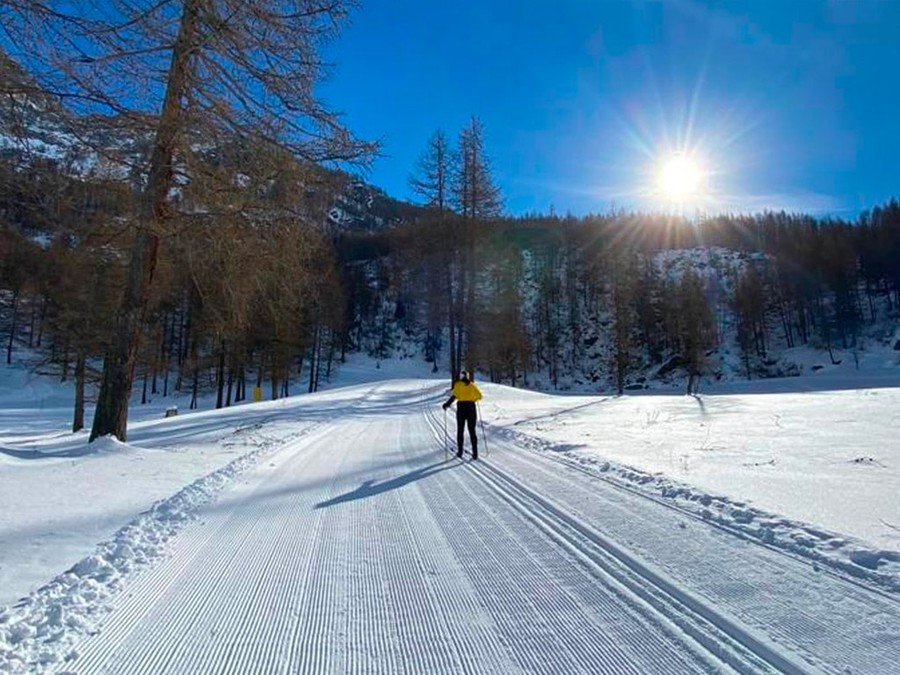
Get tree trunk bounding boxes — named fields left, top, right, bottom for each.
left=179, top=301, right=190, bottom=368
left=234, top=363, right=244, bottom=402
left=90, top=228, right=159, bottom=440
left=687, top=372, right=699, bottom=395
left=6, top=288, right=19, bottom=365
left=89, top=0, right=200, bottom=442
left=215, top=340, right=226, bottom=409
left=36, top=295, right=47, bottom=347
left=308, top=325, right=319, bottom=393
left=152, top=315, right=165, bottom=395
left=72, top=348, right=86, bottom=433
left=447, top=265, right=457, bottom=377
left=60, top=343, right=70, bottom=382
left=778, top=301, right=794, bottom=348
left=190, top=364, right=199, bottom=410
left=168, top=305, right=179, bottom=369
left=325, top=335, right=336, bottom=381
left=226, top=368, right=234, bottom=407
left=28, top=302, right=37, bottom=348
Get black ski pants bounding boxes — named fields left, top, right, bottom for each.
left=456, top=401, right=478, bottom=458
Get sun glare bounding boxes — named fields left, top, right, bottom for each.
left=659, top=155, right=703, bottom=202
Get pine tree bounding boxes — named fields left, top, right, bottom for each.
left=732, top=264, right=767, bottom=379
left=610, top=253, right=638, bottom=395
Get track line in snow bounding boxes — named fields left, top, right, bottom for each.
left=498, top=421, right=900, bottom=595
left=422, top=452, right=718, bottom=673
left=466, top=457, right=805, bottom=674
left=44, top=380, right=898, bottom=675
left=421, top=399, right=815, bottom=674
left=481, top=431, right=900, bottom=675
left=381, top=413, right=518, bottom=675
left=413, top=401, right=733, bottom=674
left=66, top=419, right=354, bottom=675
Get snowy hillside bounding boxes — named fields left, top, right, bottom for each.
left=357, top=242, right=900, bottom=396
left=1, top=357, right=899, bottom=673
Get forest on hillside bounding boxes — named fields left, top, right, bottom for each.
left=5, top=122, right=900, bottom=419
left=2, top=3, right=900, bottom=437
left=349, top=200, right=900, bottom=390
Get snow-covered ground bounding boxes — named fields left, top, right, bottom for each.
left=487, top=385, right=900, bottom=585
left=1, top=356, right=899, bottom=673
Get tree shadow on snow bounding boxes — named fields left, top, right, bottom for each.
left=690, top=394, right=708, bottom=417
left=314, top=460, right=457, bottom=509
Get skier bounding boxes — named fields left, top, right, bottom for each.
left=442, top=370, right=483, bottom=459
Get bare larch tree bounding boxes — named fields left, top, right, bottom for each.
left=1, top=1, right=374, bottom=441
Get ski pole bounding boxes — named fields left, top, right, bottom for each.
left=478, top=402, right=489, bottom=457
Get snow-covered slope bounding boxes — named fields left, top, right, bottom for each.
left=1, top=360, right=899, bottom=673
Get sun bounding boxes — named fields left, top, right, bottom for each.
left=658, top=154, right=704, bottom=202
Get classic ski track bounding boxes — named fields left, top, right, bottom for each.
left=416, top=381, right=900, bottom=675
left=431, top=469, right=722, bottom=674
left=64, top=418, right=358, bottom=675
left=423, top=409, right=749, bottom=673
left=424, top=401, right=813, bottom=675
left=417, top=401, right=733, bottom=674
left=55, top=380, right=896, bottom=675
left=458, top=456, right=802, bottom=674
left=481, top=428, right=900, bottom=675
left=383, top=412, right=519, bottom=674
left=501, top=420, right=900, bottom=597
left=61, top=382, right=391, bottom=674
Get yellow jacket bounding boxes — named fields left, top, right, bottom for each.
left=450, top=380, right=483, bottom=403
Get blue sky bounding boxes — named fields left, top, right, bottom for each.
left=322, top=0, right=900, bottom=218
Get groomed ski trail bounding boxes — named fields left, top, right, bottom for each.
left=57, top=381, right=900, bottom=675
left=449, top=410, right=900, bottom=675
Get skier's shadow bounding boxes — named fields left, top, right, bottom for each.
left=315, top=460, right=457, bottom=509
